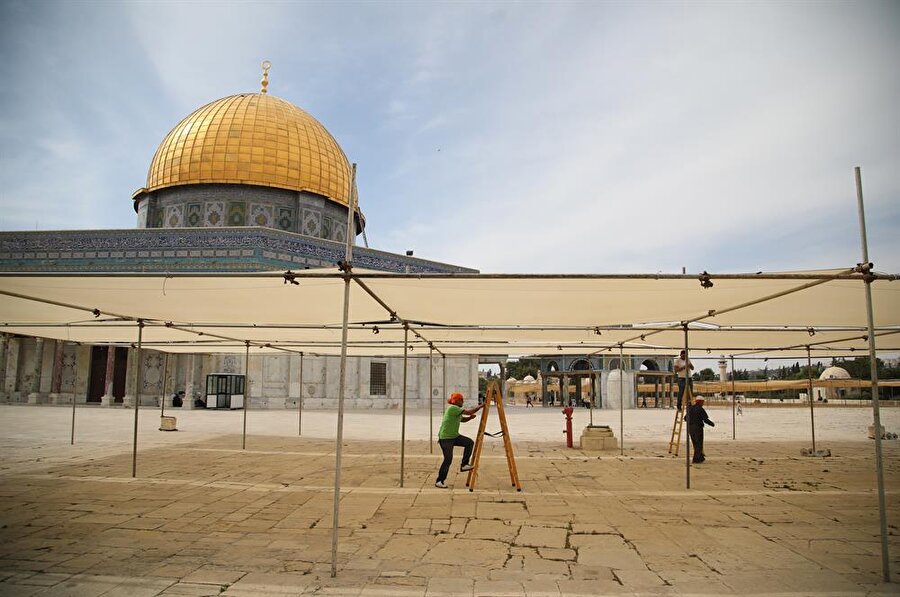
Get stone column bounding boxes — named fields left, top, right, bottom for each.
left=122, top=347, right=136, bottom=408
left=49, top=340, right=65, bottom=404
left=0, top=334, right=8, bottom=403
left=184, top=354, right=196, bottom=409
left=100, top=346, right=117, bottom=406
left=27, top=337, right=45, bottom=404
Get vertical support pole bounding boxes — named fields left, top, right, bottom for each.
left=429, top=346, right=434, bottom=454
left=854, top=166, right=890, bottom=582
left=683, top=324, right=690, bottom=490
left=589, top=371, right=594, bottom=426
left=730, top=355, right=736, bottom=441
left=331, top=163, right=357, bottom=578
left=160, top=352, right=169, bottom=418
left=400, top=324, right=409, bottom=487
left=298, top=352, right=304, bottom=436
left=807, top=346, right=816, bottom=453
left=0, top=333, right=7, bottom=402
left=618, top=345, right=624, bottom=456
left=131, top=320, right=144, bottom=478
left=70, top=343, right=77, bottom=445
left=242, top=341, right=250, bottom=450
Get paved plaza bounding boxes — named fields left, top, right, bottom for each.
left=0, top=404, right=897, bottom=596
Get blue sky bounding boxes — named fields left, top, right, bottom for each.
left=1, top=1, right=898, bottom=275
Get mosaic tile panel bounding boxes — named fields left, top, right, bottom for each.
left=164, top=205, right=184, bottom=228
left=277, top=207, right=294, bottom=231
left=0, top=228, right=477, bottom=274
left=186, top=203, right=202, bottom=227
left=227, top=202, right=246, bottom=226
left=249, top=203, right=273, bottom=228
left=204, top=201, right=225, bottom=227
left=302, top=209, right=321, bottom=237
left=333, top=223, right=346, bottom=243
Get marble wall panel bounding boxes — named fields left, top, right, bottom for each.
left=61, top=345, right=77, bottom=393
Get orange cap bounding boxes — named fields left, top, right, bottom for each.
left=448, top=392, right=464, bottom=406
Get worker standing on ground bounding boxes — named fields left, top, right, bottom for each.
left=687, top=395, right=715, bottom=463
left=435, top=392, right=484, bottom=488
left=674, top=350, right=694, bottom=410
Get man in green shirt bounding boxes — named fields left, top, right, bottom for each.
left=435, top=392, right=484, bottom=488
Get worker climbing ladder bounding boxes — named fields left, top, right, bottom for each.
left=465, top=381, right=522, bottom=492
left=668, top=382, right=693, bottom=456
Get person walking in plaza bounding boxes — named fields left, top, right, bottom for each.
left=435, top=392, right=484, bottom=488
left=687, top=395, right=715, bottom=463
left=674, top=350, right=694, bottom=410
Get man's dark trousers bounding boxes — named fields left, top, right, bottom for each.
left=689, top=425, right=705, bottom=463
left=437, top=435, right=474, bottom=482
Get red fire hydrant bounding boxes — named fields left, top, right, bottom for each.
left=562, top=405, right=574, bottom=448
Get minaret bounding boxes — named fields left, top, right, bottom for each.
left=718, top=359, right=728, bottom=382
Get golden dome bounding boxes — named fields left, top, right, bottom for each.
left=145, top=93, right=351, bottom=206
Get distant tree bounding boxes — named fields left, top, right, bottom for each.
left=697, top=368, right=717, bottom=381
left=506, top=358, right=540, bottom=380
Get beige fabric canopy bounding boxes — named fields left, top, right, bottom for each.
left=0, top=268, right=897, bottom=357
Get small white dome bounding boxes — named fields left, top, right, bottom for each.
left=523, top=375, right=535, bottom=382
left=506, top=377, right=517, bottom=383
left=819, top=366, right=851, bottom=380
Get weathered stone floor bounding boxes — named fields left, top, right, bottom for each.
left=0, top=428, right=897, bottom=596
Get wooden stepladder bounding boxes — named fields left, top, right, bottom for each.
left=466, top=381, right=522, bottom=492
left=668, top=382, right=693, bottom=456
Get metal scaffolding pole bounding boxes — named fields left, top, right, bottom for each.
left=806, top=346, right=816, bottom=453
left=331, top=163, right=357, bottom=578
left=854, top=166, right=890, bottom=582
left=400, top=324, right=409, bottom=488
left=730, top=355, right=736, bottom=441
left=684, top=324, right=690, bottom=490
left=242, top=341, right=249, bottom=450
left=429, top=346, right=434, bottom=454
left=70, top=378, right=77, bottom=445
left=131, top=320, right=144, bottom=478
left=619, top=345, right=624, bottom=456
left=298, top=352, right=304, bottom=436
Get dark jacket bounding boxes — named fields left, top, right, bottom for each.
left=687, top=403, right=714, bottom=429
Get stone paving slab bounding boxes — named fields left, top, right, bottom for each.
left=0, top=406, right=898, bottom=595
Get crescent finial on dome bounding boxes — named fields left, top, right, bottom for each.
left=261, top=60, right=271, bottom=94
